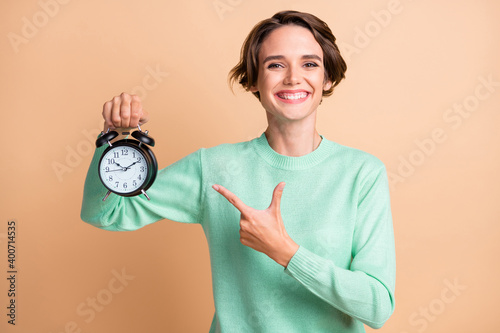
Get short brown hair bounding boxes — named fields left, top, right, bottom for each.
left=229, top=10, right=347, bottom=100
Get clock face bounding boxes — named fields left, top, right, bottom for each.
left=98, top=144, right=149, bottom=194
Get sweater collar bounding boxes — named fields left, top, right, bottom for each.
left=252, top=132, right=335, bottom=170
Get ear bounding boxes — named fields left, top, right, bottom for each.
left=323, top=80, right=333, bottom=91
left=249, top=84, right=259, bottom=93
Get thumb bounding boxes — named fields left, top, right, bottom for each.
left=269, top=182, right=286, bottom=212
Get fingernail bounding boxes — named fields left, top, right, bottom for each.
left=279, top=182, right=286, bottom=190
left=212, top=184, right=220, bottom=191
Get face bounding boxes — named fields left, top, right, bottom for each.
left=250, top=25, right=332, bottom=124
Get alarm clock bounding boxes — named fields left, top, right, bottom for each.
left=95, top=126, right=158, bottom=201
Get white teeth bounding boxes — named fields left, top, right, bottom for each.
left=278, top=92, right=308, bottom=100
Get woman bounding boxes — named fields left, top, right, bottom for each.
left=81, top=10, right=396, bottom=332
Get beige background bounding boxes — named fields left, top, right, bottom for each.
left=1, top=0, right=499, bottom=332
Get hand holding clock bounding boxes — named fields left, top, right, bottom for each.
left=102, top=92, right=149, bottom=132
left=97, top=92, right=157, bottom=201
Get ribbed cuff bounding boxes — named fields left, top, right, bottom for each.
left=285, top=246, right=330, bottom=285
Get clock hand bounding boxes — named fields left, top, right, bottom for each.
left=113, top=162, right=131, bottom=171
left=105, top=169, right=125, bottom=172
left=123, top=161, right=139, bottom=170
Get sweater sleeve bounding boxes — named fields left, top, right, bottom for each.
left=284, top=165, right=396, bottom=329
left=80, top=145, right=204, bottom=231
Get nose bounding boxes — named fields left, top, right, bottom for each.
left=283, top=65, right=301, bottom=85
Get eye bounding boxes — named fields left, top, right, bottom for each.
left=267, top=63, right=284, bottom=69
left=304, top=62, right=319, bottom=68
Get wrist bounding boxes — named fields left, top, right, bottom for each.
left=273, top=239, right=299, bottom=268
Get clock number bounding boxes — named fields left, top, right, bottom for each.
left=138, top=174, right=142, bottom=181
left=136, top=157, right=141, bottom=163
left=140, top=166, right=145, bottom=172
left=133, top=180, right=137, bottom=186
left=121, top=149, right=128, bottom=156
left=113, top=152, right=119, bottom=158
left=105, top=166, right=110, bottom=172
left=109, top=175, right=113, bottom=181
left=123, top=182, right=127, bottom=189
left=107, top=158, right=115, bottom=165
left=115, top=182, right=119, bottom=188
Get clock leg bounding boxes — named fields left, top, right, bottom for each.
left=141, top=190, right=151, bottom=201
left=102, top=190, right=112, bottom=201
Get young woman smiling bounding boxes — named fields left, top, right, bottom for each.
left=82, top=10, right=396, bottom=333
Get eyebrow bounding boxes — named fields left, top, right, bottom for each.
left=262, top=54, right=322, bottom=64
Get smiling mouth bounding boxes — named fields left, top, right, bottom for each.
left=275, top=91, right=310, bottom=103
left=277, top=92, right=308, bottom=100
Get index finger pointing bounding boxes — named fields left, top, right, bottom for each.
left=212, top=184, right=250, bottom=214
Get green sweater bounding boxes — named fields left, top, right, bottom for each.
left=81, top=133, right=396, bottom=332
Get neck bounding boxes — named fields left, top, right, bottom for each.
left=264, top=115, right=322, bottom=157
